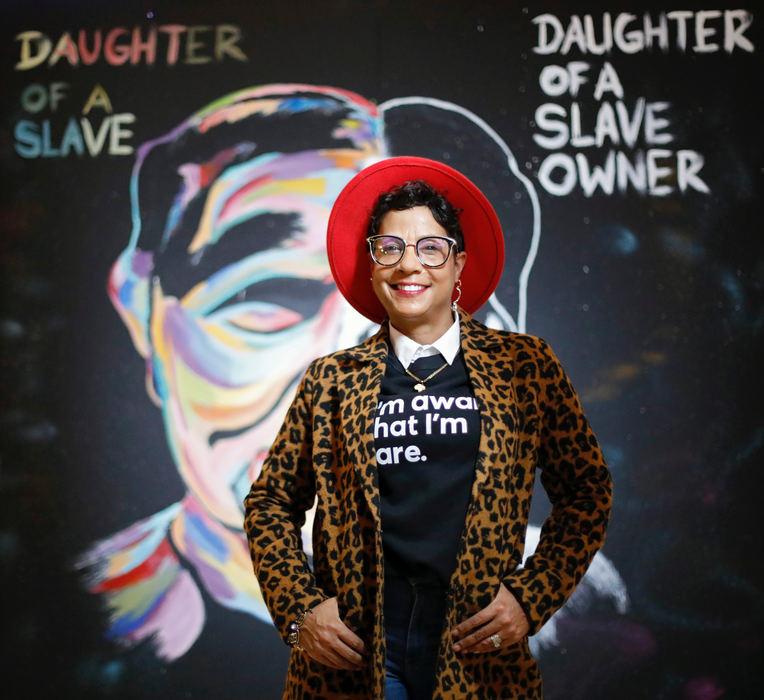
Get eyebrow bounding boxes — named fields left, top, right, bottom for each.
left=153, top=211, right=305, bottom=299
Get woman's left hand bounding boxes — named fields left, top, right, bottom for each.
left=451, top=583, right=530, bottom=654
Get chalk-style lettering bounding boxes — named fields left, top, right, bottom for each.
left=577, top=151, right=616, bottom=196
left=20, top=82, right=69, bottom=113
left=694, top=10, right=723, bottom=52
left=533, top=99, right=672, bottom=150
left=539, top=62, right=591, bottom=98
left=49, top=32, right=79, bottom=67
left=644, top=103, right=672, bottom=145
left=570, top=103, right=595, bottom=147
left=533, top=11, right=755, bottom=55
left=616, top=99, right=646, bottom=148
left=13, top=114, right=135, bottom=158
left=724, top=10, right=755, bottom=52
left=14, top=25, right=249, bottom=70
left=82, top=84, right=113, bottom=115
left=533, top=103, right=568, bottom=150
left=104, top=28, right=131, bottom=65
left=107, top=113, right=135, bottom=155
left=537, top=149, right=709, bottom=197
left=646, top=149, right=673, bottom=196
left=676, top=150, right=709, bottom=193
left=592, top=62, right=623, bottom=101
left=215, top=25, right=247, bottom=62
left=130, top=27, right=157, bottom=64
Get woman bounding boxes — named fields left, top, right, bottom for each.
left=244, top=156, right=612, bottom=699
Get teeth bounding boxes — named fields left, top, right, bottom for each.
left=397, top=284, right=425, bottom=291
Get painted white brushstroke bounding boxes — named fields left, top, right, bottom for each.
left=379, top=96, right=542, bottom=333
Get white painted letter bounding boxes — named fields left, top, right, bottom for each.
left=533, top=104, right=569, bottom=150
left=576, top=151, right=616, bottom=196
left=694, top=10, right=722, bottom=53
left=568, top=61, right=591, bottom=97
left=538, top=153, right=577, bottom=196
left=677, top=150, right=710, bottom=193
left=593, top=61, right=624, bottom=100
left=539, top=64, right=569, bottom=97
left=644, top=102, right=672, bottom=145
left=613, top=13, right=643, bottom=53
left=667, top=10, right=693, bottom=51
left=583, top=13, right=612, bottom=54
left=533, top=14, right=563, bottom=54
left=724, top=10, right=754, bottom=53
left=643, top=12, right=669, bottom=51
left=646, top=149, right=673, bottom=196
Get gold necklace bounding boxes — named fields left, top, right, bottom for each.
left=404, top=360, right=449, bottom=392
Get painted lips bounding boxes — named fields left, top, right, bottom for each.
left=392, top=283, right=428, bottom=294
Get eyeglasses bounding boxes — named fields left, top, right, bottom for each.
left=367, top=235, right=457, bottom=268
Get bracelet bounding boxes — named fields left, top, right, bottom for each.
left=287, top=608, right=313, bottom=651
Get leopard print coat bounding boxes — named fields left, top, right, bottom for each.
left=244, top=312, right=612, bottom=699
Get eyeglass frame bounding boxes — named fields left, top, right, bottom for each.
left=366, top=235, right=459, bottom=268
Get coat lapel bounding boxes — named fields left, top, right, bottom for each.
left=459, top=313, right=519, bottom=522
left=336, top=325, right=389, bottom=526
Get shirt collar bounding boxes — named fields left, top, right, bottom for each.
left=389, top=315, right=461, bottom=369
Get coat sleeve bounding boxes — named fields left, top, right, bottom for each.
left=243, top=361, right=327, bottom=643
left=502, top=339, right=613, bottom=634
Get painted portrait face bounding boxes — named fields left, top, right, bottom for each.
left=109, top=86, right=381, bottom=530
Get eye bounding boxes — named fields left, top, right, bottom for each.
left=205, top=278, right=333, bottom=334
left=378, top=237, right=404, bottom=255
left=224, top=306, right=304, bottom=333
left=419, top=238, right=448, bottom=252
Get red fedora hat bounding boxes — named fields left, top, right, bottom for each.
left=327, top=156, right=505, bottom=324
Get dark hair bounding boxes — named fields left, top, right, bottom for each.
left=367, top=180, right=464, bottom=252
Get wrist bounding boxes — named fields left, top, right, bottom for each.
left=287, top=595, right=328, bottom=650
left=287, top=608, right=313, bottom=651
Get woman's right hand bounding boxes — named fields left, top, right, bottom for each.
left=297, top=597, right=367, bottom=670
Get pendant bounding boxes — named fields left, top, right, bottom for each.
left=414, top=383, right=426, bottom=392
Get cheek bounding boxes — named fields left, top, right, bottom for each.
left=370, top=267, right=386, bottom=294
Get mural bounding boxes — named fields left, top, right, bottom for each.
left=3, top=2, right=761, bottom=699
left=72, top=82, right=626, bottom=661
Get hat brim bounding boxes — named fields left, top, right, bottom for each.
left=327, top=156, right=505, bottom=324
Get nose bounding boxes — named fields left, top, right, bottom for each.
left=397, top=243, right=422, bottom=272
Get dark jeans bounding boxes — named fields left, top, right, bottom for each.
left=384, top=567, right=448, bottom=700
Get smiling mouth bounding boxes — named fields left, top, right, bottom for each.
left=393, top=283, right=427, bottom=293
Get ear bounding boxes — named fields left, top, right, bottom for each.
left=108, top=248, right=153, bottom=360
left=454, top=250, right=467, bottom=281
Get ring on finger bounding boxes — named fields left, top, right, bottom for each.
left=489, top=633, right=501, bottom=648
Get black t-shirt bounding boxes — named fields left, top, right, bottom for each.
left=374, top=350, right=481, bottom=585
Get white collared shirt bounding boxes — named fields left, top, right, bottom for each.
left=389, top=315, right=461, bottom=369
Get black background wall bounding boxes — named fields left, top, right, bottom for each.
left=2, top=1, right=762, bottom=698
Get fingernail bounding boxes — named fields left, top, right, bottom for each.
left=453, top=643, right=461, bottom=652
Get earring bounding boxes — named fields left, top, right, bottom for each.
left=452, top=279, right=462, bottom=312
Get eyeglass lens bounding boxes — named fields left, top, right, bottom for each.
left=370, top=236, right=453, bottom=267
